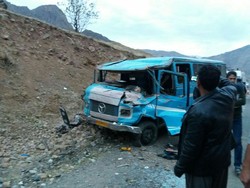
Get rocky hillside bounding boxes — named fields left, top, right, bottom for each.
left=1, top=7, right=149, bottom=115
left=0, top=8, right=149, bottom=186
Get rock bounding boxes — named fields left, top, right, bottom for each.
left=89, top=158, right=96, bottom=163
left=1, top=162, right=9, bottom=168
left=98, top=148, right=103, bottom=152
left=32, top=174, right=41, bottom=181
left=51, top=155, right=59, bottom=159
left=138, top=156, right=144, bottom=160
left=54, top=144, right=65, bottom=150
left=39, top=173, right=47, bottom=180
left=42, top=33, right=50, bottom=40
left=48, top=159, right=53, bottom=164
left=18, top=181, right=23, bottom=186
left=40, top=183, right=46, bottom=187
left=48, top=48, right=56, bottom=54
left=29, top=169, right=37, bottom=174
left=0, top=128, right=6, bottom=135
left=1, top=34, right=9, bottom=40
left=90, top=141, right=96, bottom=147
left=88, top=46, right=95, bottom=52
left=0, top=13, right=7, bottom=21
left=2, top=181, right=11, bottom=188
left=25, top=157, right=33, bottom=163
left=36, top=144, right=46, bottom=150
left=2, top=157, right=10, bottom=163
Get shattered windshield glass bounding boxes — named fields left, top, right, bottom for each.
left=97, top=70, right=153, bottom=96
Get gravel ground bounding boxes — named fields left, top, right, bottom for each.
left=2, top=98, right=248, bottom=188
left=45, top=129, right=186, bottom=188
left=44, top=97, right=250, bottom=188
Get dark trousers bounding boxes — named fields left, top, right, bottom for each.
left=185, top=168, right=228, bottom=188
left=232, top=115, right=243, bottom=167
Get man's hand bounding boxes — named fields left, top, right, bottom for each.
left=174, top=164, right=184, bottom=178
left=241, top=144, right=250, bottom=188
left=240, top=168, right=250, bottom=188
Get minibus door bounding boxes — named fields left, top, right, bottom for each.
left=156, top=70, right=189, bottom=135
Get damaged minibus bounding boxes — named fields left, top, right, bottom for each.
left=79, top=57, right=226, bottom=146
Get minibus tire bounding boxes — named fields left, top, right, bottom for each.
left=139, top=121, right=158, bottom=146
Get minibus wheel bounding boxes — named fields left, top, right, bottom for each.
left=139, top=121, right=158, bottom=146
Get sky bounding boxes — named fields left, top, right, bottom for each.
left=6, top=0, right=250, bottom=56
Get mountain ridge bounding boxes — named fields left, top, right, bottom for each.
left=4, top=0, right=250, bottom=74
left=208, top=45, right=250, bottom=72
left=4, top=0, right=73, bottom=30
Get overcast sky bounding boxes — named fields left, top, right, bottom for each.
left=7, top=0, right=250, bottom=56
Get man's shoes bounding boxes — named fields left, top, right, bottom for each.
left=235, top=166, right=241, bottom=176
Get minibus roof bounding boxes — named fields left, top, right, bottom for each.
left=97, top=56, right=225, bottom=71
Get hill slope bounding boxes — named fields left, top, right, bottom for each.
left=0, top=8, right=149, bottom=184
left=143, top=49, right=188, bottom=57
left=0, top=8, right=148, bottom=121
left=208, top=45, right=250, bottom=74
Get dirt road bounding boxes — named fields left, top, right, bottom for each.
left=46, top=129, right=185, bottom=188
left=45, top=98, right=250, bottom=188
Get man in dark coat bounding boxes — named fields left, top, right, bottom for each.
left=227, top=71, right=246, bottom=176
left=174, top=65, right=237, bottom=188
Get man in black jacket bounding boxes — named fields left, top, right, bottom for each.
left=227, top=71, right=246, bottom=176
left=174, top=65, right=237, bottom=188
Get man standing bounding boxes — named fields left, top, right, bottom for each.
left=174, top=65, right=237, bottom=188
left=240, top=138, right=250, bottom=188
left=227, top=71, right=246, bottom=176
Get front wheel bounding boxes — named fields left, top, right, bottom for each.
left=134, top=121, right=158, bottom=146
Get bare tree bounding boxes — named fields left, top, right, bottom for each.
left=63, top=0, right=98, bottom=32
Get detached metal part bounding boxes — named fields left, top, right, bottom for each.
left=56, top=106, right=84, bottom=134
